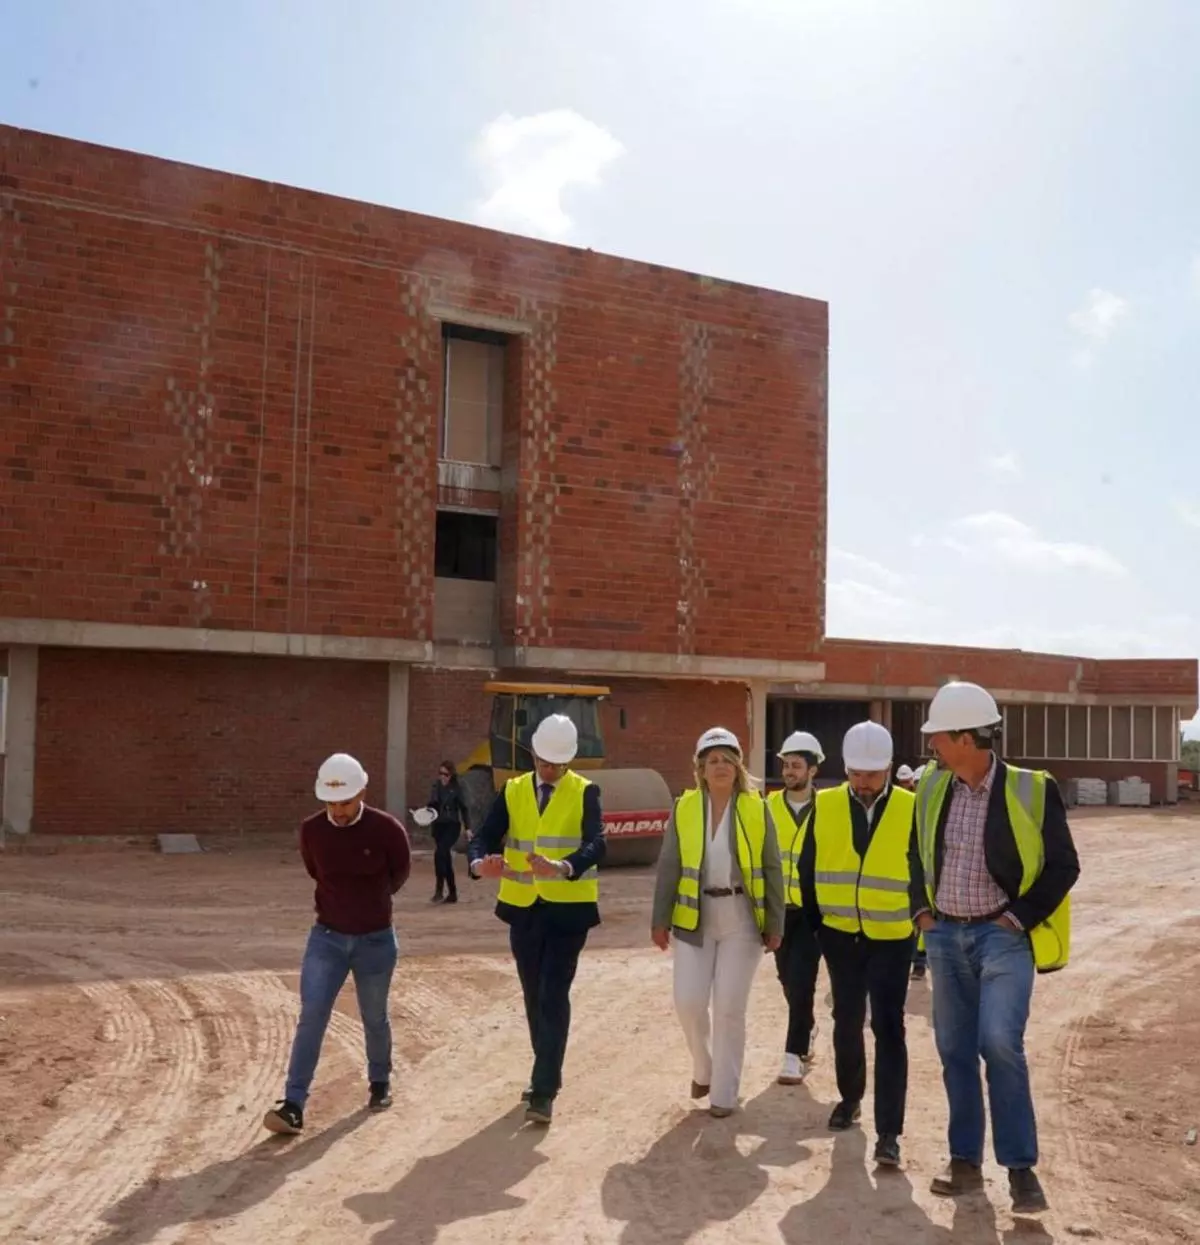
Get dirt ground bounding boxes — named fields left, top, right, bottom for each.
left=1, top=809, right=1197, bottom=1245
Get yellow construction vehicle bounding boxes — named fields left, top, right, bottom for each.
left=456, top=681, right=673, bottom=866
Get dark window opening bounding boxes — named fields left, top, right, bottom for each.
left=435, top=510, right=497, bottom=582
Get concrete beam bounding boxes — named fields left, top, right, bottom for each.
left=500, top=645, right=826, bottom=684
left=385, top=663, right=410, bottom=820
left=768, top=681, right=1192, bottom=709
left=0, top=617, right=433, bottom=663
left=426, top=303, right=534, bottom=336
left=748, top=679, right=768, bottom=787
left=2, top=645, right=38, bottom=835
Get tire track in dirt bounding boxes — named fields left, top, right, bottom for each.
left=14, top=952, right=207, bottom=1244
left=1045, top=877, right=1200, bottom=1231
left=0, top=951, right=159, bottom=1242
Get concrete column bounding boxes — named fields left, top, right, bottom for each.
left=869, top=699, right=885, bottom=724
left=2, top=645, right=38, bottom=835
left=385, top=662, right=410, bottom=818
left=748, top=679, right=769, bottom=786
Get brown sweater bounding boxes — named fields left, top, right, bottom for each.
left=299, top=805, right=411, bottom=935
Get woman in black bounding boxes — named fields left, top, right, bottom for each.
left=429, top=761, right=470, bottom=904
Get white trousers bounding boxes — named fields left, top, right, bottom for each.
left=672, top=898, right=763, bottom=1110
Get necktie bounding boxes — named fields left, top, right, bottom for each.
left=538, top=783, right=552, bottom=814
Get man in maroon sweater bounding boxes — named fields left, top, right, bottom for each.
left=263, top=752, right=411, bottom=1134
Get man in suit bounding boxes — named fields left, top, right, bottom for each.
left=798, top=721, right=922, bottom=1168
left=468, top=713, right=606, bottom=1126
left=913, top=681, right=1080, bottom=1216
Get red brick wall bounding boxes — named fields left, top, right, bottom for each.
left=33, top=648, right=388, bottom=835
left=405, top=667, right=493, bottom=805
left=1095, top=660, right=1198, bottom=701
left=0, top=126, right=827, bottom=663
left=821, top=640, right=1091, bottom=695
left=821, top=640, right=1197, bottom=705
left=599, top=679, right=750, bottom=795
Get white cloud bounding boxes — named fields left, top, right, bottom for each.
left=974, top=614, right=1197, bottom=661
left=1173, top=499, right=1200, bottom=530
left=470, top=109, right=625, bottom=241
left=826, top=579, right=934, bottom=640
left=934, top=511, right=1127, bottom=575
left=1067, top=287, right=1128, bottom=368
left=828, top=546, right=905, bottom=590
left=986, top=451, right=1021, bottom=478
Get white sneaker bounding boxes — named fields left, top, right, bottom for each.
left=778, top=1053, right=807, bottom=1085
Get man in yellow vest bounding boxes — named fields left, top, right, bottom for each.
left=468, top=714, right=606, bottom=1125
left=913, top=682, right=1079, bottom=1215
left=766, top=730, right=824, bottom=1085
left=798, top=720, right=921, bottom=1168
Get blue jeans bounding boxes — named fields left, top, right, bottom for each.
left=284, top=923, right=398, bottom=1107
left=924, top=920, right=1037, bottom=1169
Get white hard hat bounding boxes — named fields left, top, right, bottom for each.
left=410, top=807, right=438, bottom=827
left=912, top=764, right=927, bottom=782
left=696, top=726, right=742, bottom=758
left=921, top=681, right=1002, bottom=734
left=531, top=714, right=579, bottom=765
left=315, top=752, right=368, bottom=802
left=778, top=730, right=825, bottom=763
left=896, top=764, right=915, bottom=782
left=842, top=721, right=894, bottom=773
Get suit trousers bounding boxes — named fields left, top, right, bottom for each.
left=508, top=904, right=589, bottom=1099
left=818, top=926, right=913, bottom=1137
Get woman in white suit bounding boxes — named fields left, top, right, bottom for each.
left=651, top=727, right=785, bottom=1116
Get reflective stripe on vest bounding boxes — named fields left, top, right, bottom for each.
left=496, top=770, right=599, bottom=907
left=813, top=784, right=915, bottom=940
left=767, top=789, right=810, bottom=907
left=914, top=763, right=1071, bottom=972
left=671, top=789, right=768, bottom=933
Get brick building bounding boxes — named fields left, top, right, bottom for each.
left=0, top=126, right=1195, bottom=836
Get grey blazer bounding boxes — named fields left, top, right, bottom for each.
left=651, top=792, right=785, bottom=947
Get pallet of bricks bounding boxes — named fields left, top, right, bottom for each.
left=1108, top=777, right=1152, bottom=807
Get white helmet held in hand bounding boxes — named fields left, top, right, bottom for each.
left=842, top=721, right=894, bottom=773
left=315, top=753, right=368, bottom=802
left=922, top=681, right=1002, bottom=734
left=410, top=807, right=438, bottom=827
left=531, top=714, right=579, bottom=765
left=696, top=726, right=742, bottom=758
left=778, top=730, right=825, bottom=763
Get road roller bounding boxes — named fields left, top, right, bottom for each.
left=454, top=681, right=672, bottom=867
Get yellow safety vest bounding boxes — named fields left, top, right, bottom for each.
left=915, top=764, right=1070, bottom=973
left=766, top=789, right=810, bottom=907
left=671, top=789, right=767, bottom=933
left=496, top=770, right=599, bottom=907
left=813, top=784, right=915, bottom=940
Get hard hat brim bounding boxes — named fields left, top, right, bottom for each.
left=315, top=780, right=366, bottom=802
left=533, top=746, right=577, bottom=765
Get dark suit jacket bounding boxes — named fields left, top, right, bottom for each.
left=910, top=760, right=1080, bottom=929
left=467, top=775, right=606, bottom=933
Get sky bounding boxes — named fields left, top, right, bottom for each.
left=2, top=0, right=1198, bottom=736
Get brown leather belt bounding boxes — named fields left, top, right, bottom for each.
left=703, top=886, right=745, bottom=897
left=938, top=907, right=1007, bottom=926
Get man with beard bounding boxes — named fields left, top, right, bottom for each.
left=766, top=731, right=825, bottom=1085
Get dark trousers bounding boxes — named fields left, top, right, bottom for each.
left=509, top=907, right=588, bottom=1099
left=819, top=926, right=913, bottom=1137
left=432, top=824, right=459, bottom=896
left=774, top=907, right=821, bottom=1056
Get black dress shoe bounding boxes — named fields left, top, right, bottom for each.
left=874, top=1134, right=901, bottom=1166
left=828, top=1100, right=862, bottom=1130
